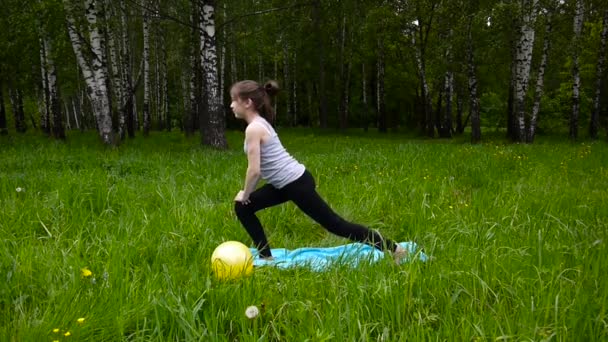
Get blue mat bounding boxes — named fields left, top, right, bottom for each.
left=250, top=242, right=428, bottom=271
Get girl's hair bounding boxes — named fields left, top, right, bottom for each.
left=230, top=80, right=280, bottom=123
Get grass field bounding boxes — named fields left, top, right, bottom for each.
left=1, top=129, right=607, bottom=341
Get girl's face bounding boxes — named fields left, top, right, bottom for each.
left=230, top=95, right=249, bottom=119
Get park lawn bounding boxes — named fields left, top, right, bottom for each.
left=1, top=130, right=607, bottom=341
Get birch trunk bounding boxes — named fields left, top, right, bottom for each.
left=161, top=23, right=169, bottom=132
left=106, top=2, right=123, bottom=138
left=313, top=0, right=328, bottom=128
left=467, top=19, right=481, bottom=143
left=283, top=40, right=292, bottom=125
left=72, top=97, right=80, bottom=130
left=0, top=85, right=7, bottom=135
left=338, top=15, right=349, bottom=130
left=65, top=0, right=113, bottom=144
left=219, top=2, right=226, bottom=100
left=528, top=11, right=553, bottom=143
left=9, top=88, right=26, bottom=133
left=85, top=0, right=113, bottom=144
left=187, top=0, right=199, bottom=135
left=46, top=37, right=64, bottom=139
left=39, top=37, right=50, bottom=135
left=292, top=52, right=297, bottom=126
left=200, top=0, right=228, bottom=148
left=570, top=0, right=584, bottom=140
left=590, top=10, right=608, bottom=139
left=377, top=38, right=387, bottom=133
left=142, top=1, right=151, bottom=136
left=412, top=28, right=433, bottom=137
left=64, top=102, right=71, bottom=130
left=514, top=0, right=538, bottom=142
left=119, top=0, right=134, bottom=138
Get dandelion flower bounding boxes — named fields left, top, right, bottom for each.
left=245, top=305, right=259, bottom=319
left=64, top=331, right=71, bottom=337
left=52, top=328, right=60, bottom=333
left=77, top=317, right=85, bottom=324
left=16, top=187, right=23, bottom=192
left=81, top=267, right=93, bottom=278
left=53, top=340, right=59, bottom=342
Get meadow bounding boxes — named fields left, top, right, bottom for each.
left=1, top=129, right=607, bottom=341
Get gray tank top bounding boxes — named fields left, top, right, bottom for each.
left=244, top=117, right=305, bottom=189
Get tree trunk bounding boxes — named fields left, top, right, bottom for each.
left=528, top=11, right=553, bottom=143
left=412, top=25, right=433, bottom=137
left=513, top=0, right=538, bottom=142
left=456, top=91, right=464, bottom=134
left=507, top=18, right=517, bottom=140
left=9, top=88, right=26, bottom=133
left=186, top=0, right=200, bottom=135
left=85, top=0, right=113, bottom=144
left=142, top=1, right=151, bottom=136
left=119, top=0, right=134, bottom=138
left=313, top=0, right=328, bottom=128
left=39, top=37, right=51, bottom=135
left=467, top=19, right=481, bottom=143
left=362, top=63, right=369, bottom=132
left=200, top=0, right=228, bottom=148
left=0, top=85, right=7, bottom=135
left=570, top=0, right=584, bottom=141
left=377, top=38, right=387, bottom=133
left=590, top=9, right=608, bottom=139
left=338, top=14, right=348, bottom=130
left=283, top=39, right=292, bottom=125
left=46, top=38, right=64, bottom=139
left=72, top=97, right=80, bottom=130
left=106, top=2, right=123, bottom=139
left=65, top=0, right=114, bottom=145
left=292, top=52, right=297, bottom=126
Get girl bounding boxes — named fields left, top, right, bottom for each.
left=231, top=80, right=407, bottom=263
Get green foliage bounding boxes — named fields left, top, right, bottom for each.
left=1, top=131, right=607, bottom=340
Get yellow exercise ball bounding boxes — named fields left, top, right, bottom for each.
left=211, top=241, right=254, bottom=280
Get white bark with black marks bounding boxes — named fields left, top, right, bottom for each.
left=467, top=18, right=481, bottom=143
left=570, top=0, right=584, bottom=140
left=200, top=0, right=228, bottom=148
left=143, top=1, right=151, bottom=136
left=514, top=0, right=538, bottom=142
left=529, top=11, right=553, bottom=142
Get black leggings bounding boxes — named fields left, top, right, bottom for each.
left=234, top=170, right=398, bottom=258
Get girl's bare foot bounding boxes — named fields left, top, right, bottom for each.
left=393, top=245, right=408, bottom=265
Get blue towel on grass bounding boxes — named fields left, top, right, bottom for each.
left=249, top=242, right=428, bottom=271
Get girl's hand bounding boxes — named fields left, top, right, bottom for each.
left=234, top=190, right=250, bottom=205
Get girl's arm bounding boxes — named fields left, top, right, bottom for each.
left=240, top=124, right=265, bottom=200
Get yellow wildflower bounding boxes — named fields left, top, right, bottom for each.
left=64, top=331, right=71, bottom=337
left=77, top=317, right=85, bottom=324
left=52, top=328, right=60, bottom=333
left=81, top=267, right=92, bottom=278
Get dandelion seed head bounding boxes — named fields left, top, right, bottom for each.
left=245, top=305, right=259, bottom=319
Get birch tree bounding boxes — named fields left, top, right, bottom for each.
left=142, top=0, right=151, bottom=136
left=467, top=17, right=481, bottom=143
left=64, top=0, right=114, bottom=145
left=528, top=8, right=553, bottom=143
left=513, top=0, right=538, bottom=142
left=200, top=0, right=228, bottom=148
left=570, top=0, right=584, bottom=140
left=9, top=87, right=26, bottom=133
left=590, top=9, right=608, bottom=139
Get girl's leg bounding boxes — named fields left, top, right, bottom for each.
left=234, top=184, right=288, bottom=258
left=283, top=170, right=398, bottom=252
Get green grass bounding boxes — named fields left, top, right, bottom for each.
left=1, top=129, right=607, bottom=341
